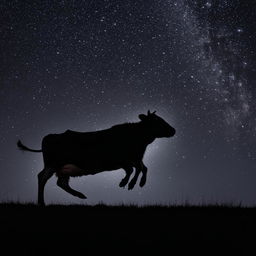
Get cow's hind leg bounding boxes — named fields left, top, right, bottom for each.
left=119, top=166, right=133, bottom=188
left=38, top=168, right=54, bottom=206
left=57, top=176, right=87, bottom=199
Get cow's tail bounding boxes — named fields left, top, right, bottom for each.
left=17, top=140, right=42, bottom=153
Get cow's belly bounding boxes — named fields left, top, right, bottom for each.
left=57, top=163, right=122, bottom=177
left=52, top=148, right=138, bottom=176
left=58, top=164, right=85, bottom=177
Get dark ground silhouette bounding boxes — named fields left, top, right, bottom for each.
left=0, top=203, right=255, bottom=255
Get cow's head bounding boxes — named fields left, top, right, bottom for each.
left=139, top=110, right=176, bottom=138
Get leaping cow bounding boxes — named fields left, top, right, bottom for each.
left=17, top=110, right=176, bottom=205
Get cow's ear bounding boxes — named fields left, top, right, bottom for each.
left=139, top=114, right=147, bottom=121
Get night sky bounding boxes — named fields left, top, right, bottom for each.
left=1, top=0, right=256, bottom=205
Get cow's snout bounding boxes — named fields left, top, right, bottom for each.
left=171, top=127, right=176, bottom=136
left=167, top=127, right=176, bottom=137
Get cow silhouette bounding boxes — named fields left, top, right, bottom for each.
left=17, top=110, right=176, bottom=205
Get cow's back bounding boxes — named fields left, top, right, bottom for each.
left=41, top=126, right=148, bottom=172
left=42, top=129, right=128, bottom=168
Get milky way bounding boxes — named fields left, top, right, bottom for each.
left=163, top=1, right=254, bottom=132
left=0, top=0, right=255, bottom=205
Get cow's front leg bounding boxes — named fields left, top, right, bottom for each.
left=128, top=164, right=142, bottom=190
left=139, top=162, right=147, bottom=187
left=119, top=166, right=133, bottom=188
left=57, top=176, right=87, bottom=199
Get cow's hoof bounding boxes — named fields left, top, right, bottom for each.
left=77, top=193, right=87, bottom=199
left=119, top=180, right=127, bottom=188
left=139, top=181, right=145, bottom=187
left=128, top=182, right=135, bottom=190
left=38, top=200, right=45, bottom=206
left=139, top=178, right=146, bottom=187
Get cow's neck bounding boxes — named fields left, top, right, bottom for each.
left=138, top=122, right=156, bottom=145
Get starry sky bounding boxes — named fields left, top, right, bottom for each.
left=1, top=0, right=256, bottom=205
